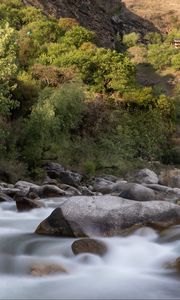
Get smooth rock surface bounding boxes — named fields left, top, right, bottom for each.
left=119, top=183, right=155, bottom=201
left=134, top=168, right=159, bottom=184
left=35, top=196, right=180, bottom=237
left=71, top=238, right=107, bottom=256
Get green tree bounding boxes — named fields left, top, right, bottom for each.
left=0, top=23, right=19, bottom=116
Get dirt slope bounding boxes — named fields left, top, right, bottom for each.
left=123, top=0, right=180, bottom=33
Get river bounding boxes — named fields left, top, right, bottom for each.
left=0, top=199, right=179, bottom=299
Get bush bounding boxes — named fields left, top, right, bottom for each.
left=123, top=32, right=140, bottom=48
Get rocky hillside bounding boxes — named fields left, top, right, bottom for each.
left=22, top=0, right=159, bottom=48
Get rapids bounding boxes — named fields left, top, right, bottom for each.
left=0, top=199, right=179, bottom=299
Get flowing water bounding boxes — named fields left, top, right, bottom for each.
left=0, top=199, right=180, bottom=299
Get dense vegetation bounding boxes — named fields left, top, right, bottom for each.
left=0, top=0, right=180, bottom=181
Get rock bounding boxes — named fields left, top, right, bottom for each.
left=71, top=238, right=107, bottom=256
left=43, top=162, right=65, bottom=179
left=0, top=192, right=14, bottom=202
left=101, top=175, right=118, bottom=182
left=166, top=257, right=180, bottom=272
left=159, top=169, right=180, bottom=188
left=93, top=178, right=127, bottom=195
left=0, top=188, right=21, bottom=198
left=35, top=207, right=86, bottom=237
left=35, top=196, right=180, bottom=237
left=58, top=171, right=82, bottom=188
left=16, top=197, right=45, bottom=211
left=43, top=162, right=82, bottom=187
left=80, top=186, right=95, bottom=196
left=60, top=184, right=81, bottom=196
left=145, top=184, right=180, bottom=203
left=30, top=185, right=66, bottom=198
left=30, top=263, right=68, bottom=277
left=119, top=183, right=155, bottom=201
left=134, top=169, right=159, bottom=184
left=15, top=181, right=40, bottom=191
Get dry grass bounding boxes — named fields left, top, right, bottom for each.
left=123, top=0, right=180, bottom=31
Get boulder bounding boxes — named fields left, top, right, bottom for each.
left=35, top=195, right=180, bottom=237
left=29, top=184, right=66, bottom=198
left=80, top=186, right=95, bottom=196
left=119, top=183, right=155, bottom=201
left=71, top=238, right=107, bottom=256
left=43, top=162, right=82, bottom=187
left=133, top=168, right=159, bottom=184
left=58, top=171, right=82, bottom=188
left=166, top=257, right=180, bottom=272
left=15, top=181, right=40, bottom=191
left=0, top=192, right=14, bottom=202
left=35, top=206, right=86, bottom=237
left=0, top=188, right=21, bottom=198
left=159, top=169, right=180, bottom=188
left=16, top=197, right=45, bottom=211
left=59, top=184, right=82, bottom=196
left=43, top=162, right=65, bottom=178
left=30, top=263, right=68, bottom=277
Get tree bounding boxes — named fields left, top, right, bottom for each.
left=0, top=23, right=19, bottom=116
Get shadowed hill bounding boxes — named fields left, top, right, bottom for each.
left=22, top=0, right=159, bottom=48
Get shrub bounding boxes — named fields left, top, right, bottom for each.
left=58, top=18, right=80, bottom=32
left=123, top=32, right=140, bottom=48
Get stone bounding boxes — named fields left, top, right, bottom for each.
left=35, top=207, right=86, bottom=237
left=43, top=162, right=82, bottom=187
left=159, top=169, right=180, bottom=188
left=60, top=184, right=82, bottom=196
left=30, top=263, right=68, bottom=277
left=80, top=186, right=95, bottom=196
left=16, top=197, right=45, bottom=211
left=15, top=181, right=40, bottom=191
left=166, top=257, right=180, bottom=272
left=0, top=188, right=21, bottom=198
left=0, top=192, right=14, bottom=202
left=119, top=183, right=155, bottom=201
left=58, top=171, right=82, bottom=188
left=35, top=195, right=180, bottom=237
left=134, top=168, right=159, bottom=184
left=71, top=238, right=107, bottom=256
left=30, top=184, right=66, bottom=198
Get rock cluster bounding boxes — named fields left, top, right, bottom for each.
left=1, top=163, right=180, bottom=237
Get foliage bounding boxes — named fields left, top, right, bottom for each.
left=123, top=32, right=139, bottom=48
left=58, top=18, right=80, bottom=32
left=0, top=24, right=19, bottom=116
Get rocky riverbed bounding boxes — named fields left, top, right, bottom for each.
left=0, top=164, right=180, bottom=299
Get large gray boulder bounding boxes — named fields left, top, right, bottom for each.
left=35, top=196, right=180, bottom=237
left=119, top=183, right=155, bottom=201
left=133, top=168, right=159, bottom=184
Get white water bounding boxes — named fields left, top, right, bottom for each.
left=0, top=199, right=180, bottom=299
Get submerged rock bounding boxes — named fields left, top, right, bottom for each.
left=71, top=238, right=107, bottom=256
left=30, top=263, right=68, bottom=277
left=16, top=197, right=45, bottom=211
left=35, top=196, right=180, bottom=237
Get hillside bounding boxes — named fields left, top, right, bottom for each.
left=123, top=0, right=180, bottom=33
left=22, top=0, right=159, bottom=48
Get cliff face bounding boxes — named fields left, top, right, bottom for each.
left=22, top=0, right=159, bottom=48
